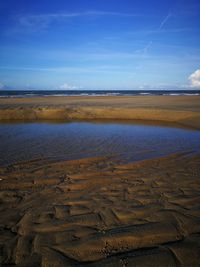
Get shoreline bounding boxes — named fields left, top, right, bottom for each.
left=0, top=95, right=200, bottom=129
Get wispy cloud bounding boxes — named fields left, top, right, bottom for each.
left=15, top=11, right=140, bottom=31
left=0, top=50, right=154, bottom=63
left=0, top=65, right=135, bottom=74
left=1, top=45, right=199, bottom=67
left=188, top=69, right=200, bottom=87
left=145, top=27, right=195, bottom=35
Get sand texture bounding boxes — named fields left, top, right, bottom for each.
left=0, top=95, right=200, bottom=129
left=1, top=95, right=200, bottom=266
left=0, top=152, right=200, bottom=266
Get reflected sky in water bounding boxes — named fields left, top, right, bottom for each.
left=0, top=121, right=200, bottom=166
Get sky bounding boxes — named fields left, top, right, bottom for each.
left=0, top=0, right=200, bottom=90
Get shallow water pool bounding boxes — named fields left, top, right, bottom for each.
left=0, top=121, right=200, bottom=166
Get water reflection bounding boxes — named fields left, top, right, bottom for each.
left=0, top=121, right=200, bottom=166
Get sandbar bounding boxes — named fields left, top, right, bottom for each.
left=0, top=95, right=200, bottom=129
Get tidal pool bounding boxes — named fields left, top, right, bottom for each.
left=0, top=121, right=200, bottom=166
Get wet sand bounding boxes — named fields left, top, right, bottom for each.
left=0, top=153, right=200, bottom=266
left=0, top=95, right=200, bottom=129
left=0, top=96, right=200, bottom=266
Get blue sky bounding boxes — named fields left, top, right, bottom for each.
left=0, top=0, right=200, bottom=90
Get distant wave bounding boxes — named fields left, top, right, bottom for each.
left=0, top=90, right=199, bottom=97
left=139, top=93, right=151, bottom=95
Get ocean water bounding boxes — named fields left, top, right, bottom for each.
left=0, top=89, right=200, bottom=97
left=0, top=121, right=199, bottom=166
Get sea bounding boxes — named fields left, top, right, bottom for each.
left=0, top=89, right=200, bottom=97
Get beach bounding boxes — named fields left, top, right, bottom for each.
left=0, top=95, right=200, bottom=129
left=0, top=95, right=200, bottom=266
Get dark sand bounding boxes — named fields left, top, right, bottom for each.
left=0, top=154, right=200, bottom=266
left=0, top=96, right=200, bottom=266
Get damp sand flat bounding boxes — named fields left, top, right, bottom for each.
left=0, top=120, right=200, bottom=266
left=0, top=153, right=200, bottom=266
left=0, top=95, right=200, bottom=129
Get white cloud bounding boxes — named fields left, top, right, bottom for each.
left=188, top=69, right=200, bottom=87
left=59, top=83, right=81, bottom=90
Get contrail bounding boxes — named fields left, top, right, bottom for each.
left=159, top=13, right=171, bottom=30
left=144, top=41, right=153, bottom=52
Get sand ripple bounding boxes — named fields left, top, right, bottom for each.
left=0, top=153, right=200, bottom=266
